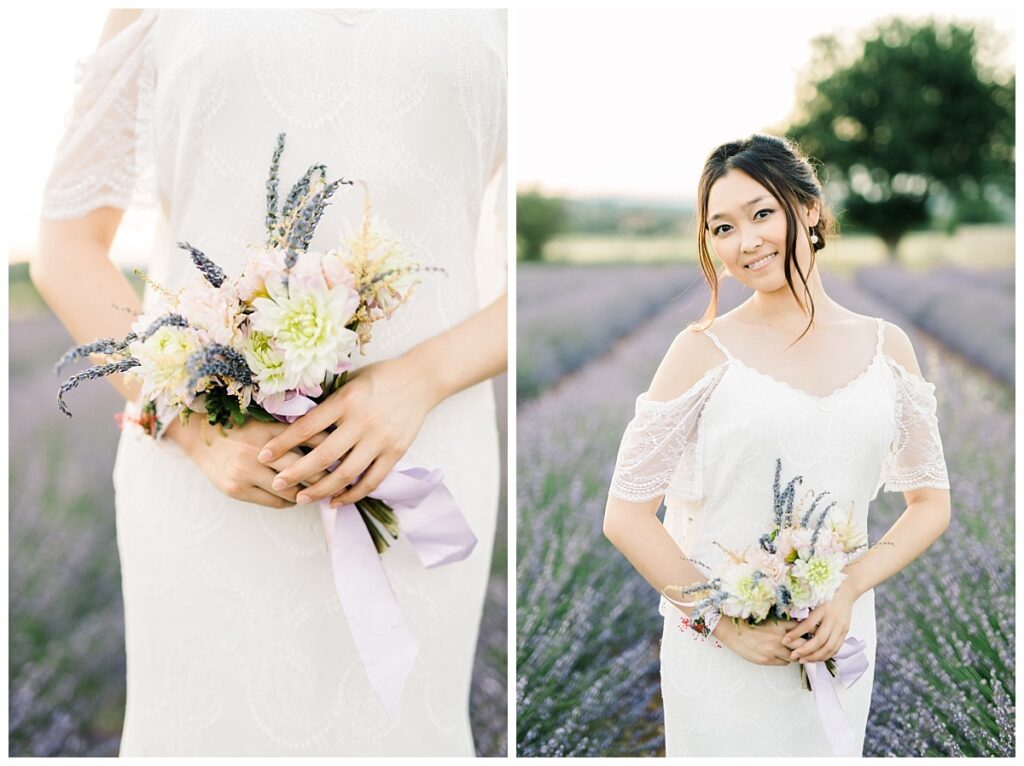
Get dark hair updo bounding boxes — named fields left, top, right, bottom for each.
left=693, top=133, right=837, bottom=343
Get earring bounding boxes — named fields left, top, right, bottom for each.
left=809, top=227, right=819, bottom=245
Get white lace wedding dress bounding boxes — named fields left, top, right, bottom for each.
left=41, top=10, right=506, bottom=756
left=610, top=317, right=950, bottom=757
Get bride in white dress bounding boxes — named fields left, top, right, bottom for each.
left=35, top=9, right=506, bottom=756
left=603, top=134, right=950, bottom=757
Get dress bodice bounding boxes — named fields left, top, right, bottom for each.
left=609, top=317, right=950, bottom=594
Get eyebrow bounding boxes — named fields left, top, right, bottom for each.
left=708, top=196, right=769, bottom=223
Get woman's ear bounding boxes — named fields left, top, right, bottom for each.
left=806, top=201, right=821, bottom=229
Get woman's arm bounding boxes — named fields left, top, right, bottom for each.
left=843, top=321, right=952, bottom=596
left=257, top=291, right=508, bottom=504
left=34, top=210, right=142, bottom=403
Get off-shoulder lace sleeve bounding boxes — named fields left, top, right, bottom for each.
left=879, top=358, right=950, bottom=493
left=40, top=10, right=158, bottom=220
left=609, top=362, right=728, bottom=503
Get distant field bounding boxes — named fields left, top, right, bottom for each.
left=542, top=224, right=1014, bottom=271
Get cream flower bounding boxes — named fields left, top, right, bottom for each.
left=789, top=551, right=848, bottom=609
left=243, top=330, right=290, bottom=397
left=249, top=277, right=359, bottom=395
left=130, top=323, right=203, bottom=404
left=719, top=561, right=777, bottom=622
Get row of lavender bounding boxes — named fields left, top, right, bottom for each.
left=516, top=271, right=1014, bottom=756
left=517, top=264, right=701, bottom=400
left=855, top=264, right=1014, bottom=385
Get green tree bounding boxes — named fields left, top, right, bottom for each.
left=786, top=18, right=1014, bottom=259
left=517, top=190, right=566, bottom=261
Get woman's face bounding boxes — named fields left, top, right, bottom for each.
left=705, top=169, right=819, bottom=292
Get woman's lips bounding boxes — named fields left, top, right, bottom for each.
left=745, top=252, right=777, bottom=271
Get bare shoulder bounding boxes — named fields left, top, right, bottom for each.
left=880, top=319, right=923, bottom=377
left=646, top=325, right=728, bottom=402
left=97, top=9, right=144, bottom=49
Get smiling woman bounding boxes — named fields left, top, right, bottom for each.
left=602, top=133, right=951, bottom=757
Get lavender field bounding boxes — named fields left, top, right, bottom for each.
left=517, top=263, right=701, bottom=400
left=8, top=289, right=509, bottom=756
left=516, top=263, right=1014, bottom=757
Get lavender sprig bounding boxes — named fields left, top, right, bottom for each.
left=58, top=358, right=141, bottom=418
left=800, top=489, right=832, bottom=529
left=810, top=500, right=838, bottom=550
left=299, top=176, right=355, bottom=252
left=176, top=242, right=226, bottom=288
left=185, top=344, right=254, bottom=391
left=55, top=334, right=137, bottom=375
left=265, top=132, right=286, bottom=241
left=282, top=164, right=326, bottom=223
left=140, top=314, right=189, bottom=342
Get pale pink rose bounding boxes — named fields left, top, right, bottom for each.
left=748, top=548, right=788, bottom=587
left=776, top=526, right=814, bottom=559
left=177, top=278, right=244, bottom=348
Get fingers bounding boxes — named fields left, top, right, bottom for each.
left=272, top=426, right=359, bottom=491
left=798, top=627, right=845, bottom=663
left=268, top=450, right=330, bottom=487
left=249, top=465, right=301, bottom=504
left=239, top=485, right=297, bottom=509
left=791, top=623, right=833, bottom=662
left=258, top=397, right=344, bottom=463
left=783, top=610, right=823, bottom=645
left=297, top=441, right=379, bottom=504
left=331, top=453, right=397, bottom=506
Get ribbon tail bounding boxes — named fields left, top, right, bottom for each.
left=805, top=660, right=859, bottom=756
left=319, top=500, right=417, bottom=718
left=376, top=459, right=478, bottom=569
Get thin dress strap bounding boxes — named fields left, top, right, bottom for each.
left=702, top=328, right=734, bottom=360
left=874, top=317, right=886, bottom=359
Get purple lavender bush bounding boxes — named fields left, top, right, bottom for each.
left=517, top=264, right=700, bottom=400
left=856, top=264, right=1013, bottom=385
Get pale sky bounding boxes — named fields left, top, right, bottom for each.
left=515, top=5, right=1016, bottom=201
left=3, top=3, right=1016, bottom=259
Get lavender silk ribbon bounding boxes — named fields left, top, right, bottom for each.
left=262, top=391, right=478, bottom=716
left=791, top=606, right=870, bottom=756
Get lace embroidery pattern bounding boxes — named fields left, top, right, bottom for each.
left=608, top=362, right=728, bottom=503
left=880, top=356, right=951, bottom=492
left=41, top=10, right=160, bottom=219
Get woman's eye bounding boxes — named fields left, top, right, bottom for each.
left=755, top=208, right=773, bottom=219
left=713, top=224, right=730, bottom=236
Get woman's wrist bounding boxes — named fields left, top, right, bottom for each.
left=396, top=346, right=448, bottom=410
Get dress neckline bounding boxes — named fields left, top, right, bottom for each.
left=703, top=316, right=886, bottom=404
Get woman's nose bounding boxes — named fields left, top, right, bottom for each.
left=741, top=233, right=762, bottom=253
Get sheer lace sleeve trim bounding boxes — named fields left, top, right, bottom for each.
left=879, top=356, right=950, bottom=494
left=609, top=361, right=729, bottom=504
left=41, top=9, right=159, bottom=220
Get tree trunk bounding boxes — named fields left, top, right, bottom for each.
left=882, top=234, right=901, bottom=261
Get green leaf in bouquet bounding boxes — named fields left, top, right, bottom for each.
left=203, top=386, right=247, bottom=429
left=244, top=401, right=278, bottom=423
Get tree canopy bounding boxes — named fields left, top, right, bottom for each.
left=785, top=18, right=1013, bottom=257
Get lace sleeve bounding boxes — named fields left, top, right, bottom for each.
left=40, top=10, right=159, bottom=220
left=609, top=363, right=728, bottom=504
left=880, top=359, right=950, bottom=493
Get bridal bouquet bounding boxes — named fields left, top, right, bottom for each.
left=665, top=458, right=869, bottom=688
left=56, top=133, right=433, bottom=553
left=54, top=134, right=477, bottom=716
